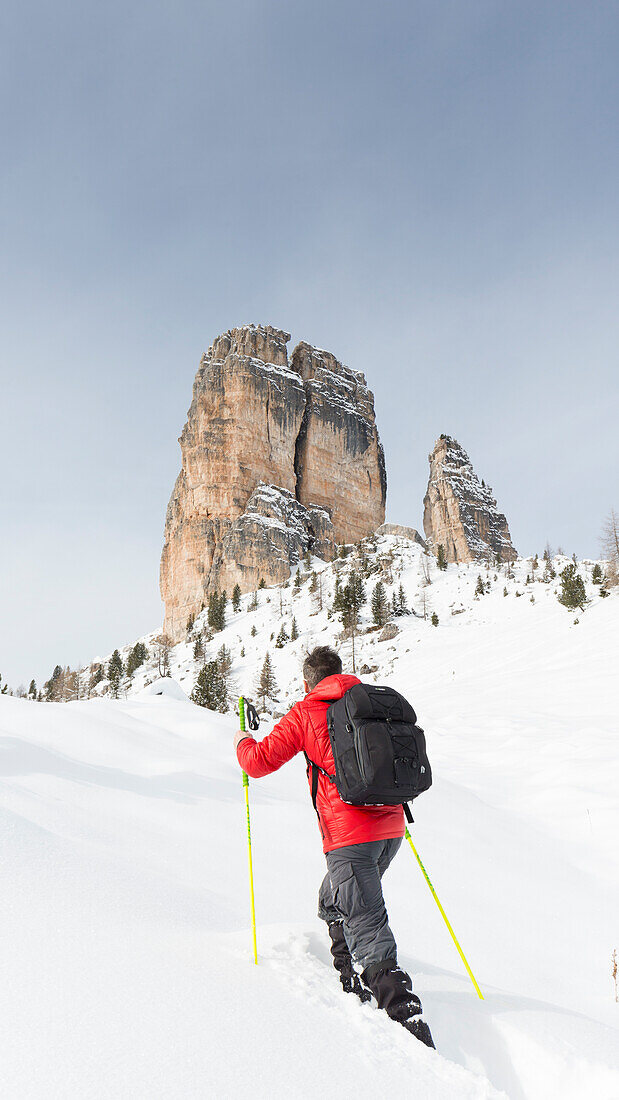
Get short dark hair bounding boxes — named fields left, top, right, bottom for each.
left=303, top=645, right=342, bottom=690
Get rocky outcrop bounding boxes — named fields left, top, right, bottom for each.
left=161, top=325, right=385, bottom=637
left=423, top=435, right=516, bottom=564
left=376, top=523, right=427, bottom=548
left=212, top=484, right=335, bottom=595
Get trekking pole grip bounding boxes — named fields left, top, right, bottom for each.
left=239, top=695, right=249, bottom=787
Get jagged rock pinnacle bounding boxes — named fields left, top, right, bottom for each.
left=423, top=434, right=516, bottom=564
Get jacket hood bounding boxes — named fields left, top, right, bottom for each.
left=308, top=673, right=360, bottom=702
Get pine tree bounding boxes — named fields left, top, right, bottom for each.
left=304, top=549, right=311, bottom=570
left=232, top=584, right=242, bottom=612
left=250, top=624, right=257, bottom=637
left=558, top=564, right=587, bottom=611
left=186, top=612, right=195, bottom=636
left=249, top=591, right=259, bottom=611
left=208, top=591, right=227, bottom=631
left=431, top=612, right=439, bottom=626
left=258, top=577, right=266, bottom=589
left=217, top=644, right=232, bottom=678
left=126, top=641, right=148, bottom=678
left=28, top=679, right=37, bottom=699
left=437, top=544, right=448, bottom=571
left=371, top=580, right=388, bottom=626
left=592, top=563, right=603, bottom=584
left=108, top=650, right=124, bottom=699
left=191, top=660, right=228, bottom=712
left=309, top=571, right=318, bottom=593
left=475, top=575, right=485, bottom=596
left=339, top=571, right=366, bottom=673
left=293, top=568, right=301, bottom=591
left=256, top=652, right=278, bottom=709
left=290, top=616, right=299, bottom=641
left=275, top=624, right=289, bottom=648
left=193, top=635, right=203, bottom=660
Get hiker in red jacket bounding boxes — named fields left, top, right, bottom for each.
left=234, top=645, right=434, bottom=1047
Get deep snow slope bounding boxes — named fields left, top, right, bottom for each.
left=3, top=537, right=619, bottom=1097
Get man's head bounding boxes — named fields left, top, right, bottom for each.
left=302, top=645, right=342, bottom=692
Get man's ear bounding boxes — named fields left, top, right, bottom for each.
left=303, top=679, right=310, bottom=694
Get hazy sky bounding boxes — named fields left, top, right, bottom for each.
left=2, top=1, right=618, bottom=689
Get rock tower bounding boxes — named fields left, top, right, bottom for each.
left=423, top=435, right=516, bottom=563
left=160, top=325, right=386, bottom=638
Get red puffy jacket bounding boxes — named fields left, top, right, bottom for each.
left=236, top=673, right=405, bottom=853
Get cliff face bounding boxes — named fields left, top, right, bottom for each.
left=291, top=343, right=386, bottom=544
left=423, top=435, right=516, bottom=564
left=161, top=325, right=386, bottom=638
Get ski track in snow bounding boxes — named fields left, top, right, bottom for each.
left=2, top=536, right=619, bottom=1097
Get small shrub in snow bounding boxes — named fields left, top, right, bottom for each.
left=431, top=612, right=439, bottom=627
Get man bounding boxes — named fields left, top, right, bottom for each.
left=234, top=644, right=434, bottom=1047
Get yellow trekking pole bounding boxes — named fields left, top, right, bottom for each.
left=239, top=696, right=258, bottom=965
left=405, top=825, right=483, bottom=999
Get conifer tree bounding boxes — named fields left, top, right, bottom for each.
left=256, top=652, right=278, bottom=709
left=208, top=591, right=227, bottom=632
left=258, top=577, right=266, bottom=589
left=592, top=563, right=603, bottom=584
left=304, top=549, right=311, bottom=570
left=232, top=584, right=242, bottom=612
left=28, top=679, right=37, bottom=699
left=371, top=580, right=388, bottom=626
left=437, top=544, right=448, bottom=571
left=193, top=635, right=203, bottom=660
left=191, top=660, right=228, bottom=712
left=309, top=571, right=318, bottom=593
left=431, top=612, right=439, bottom=626
left=338, top=571, right=366, bottom=673
left=250, top=624, right=257, bottom=637
left=475, top=575, right=485, bottom=596
left=108, top=650, right=124, bottom=699
left=290, top=617, right=299, bottom=641
left=275, top=624, right=289, bottom=648
left=558, top=564, right=587, bottom=611
left=126, top=641, right=148, bottom=678
left=293, top=568, right=301, bottom=591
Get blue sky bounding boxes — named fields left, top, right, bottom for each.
left=1, top=1, right=618, bottom=688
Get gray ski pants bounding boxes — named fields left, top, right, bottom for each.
left=317, top=837, right=403, bottom=971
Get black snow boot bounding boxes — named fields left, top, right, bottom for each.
left=328, top=922, right=372, bottom=1003
left=361, top=960, right=435, bottom=1049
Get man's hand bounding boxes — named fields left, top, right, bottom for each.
left=234, top=729, right=252, bottom=752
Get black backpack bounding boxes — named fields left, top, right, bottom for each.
left=306, top=683, right=432, bottom=821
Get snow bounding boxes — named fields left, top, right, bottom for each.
left=137, top=676, right=191, bottom=701
left=2, top=537, right=619, bottom=1097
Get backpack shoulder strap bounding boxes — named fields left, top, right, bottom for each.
left=303, top=752, right=336, bottom=813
